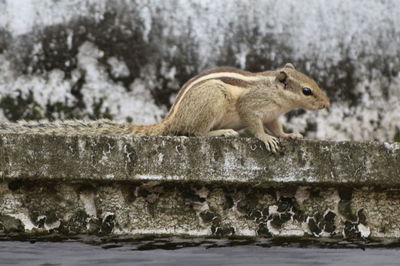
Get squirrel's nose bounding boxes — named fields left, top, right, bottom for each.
left=321, top=99, right=330, bottom=108
left=319, top=100, right=330, bottom=109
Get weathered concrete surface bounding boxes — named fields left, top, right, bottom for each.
left=0, top=134, right=400, bottom=240
left=0, top=134, right=399, bottom=185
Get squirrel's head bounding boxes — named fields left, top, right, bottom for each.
left=276, top=63, right=330, bottom=110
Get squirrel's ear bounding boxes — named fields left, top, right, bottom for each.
left=277, top=71, right=287, bottom=83
left=284, top=63, right=295, bottom=69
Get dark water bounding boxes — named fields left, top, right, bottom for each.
left=1, top=238, right=400, bottom=266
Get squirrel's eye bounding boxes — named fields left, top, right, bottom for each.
left=302, top=87, right=313, bottom=96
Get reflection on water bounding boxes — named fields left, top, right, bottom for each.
left=1, top=237, right=400, bottom=266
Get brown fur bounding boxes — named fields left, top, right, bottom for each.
left=216, top=77, right=256, bottom=87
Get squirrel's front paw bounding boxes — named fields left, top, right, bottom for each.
left=258, top=134, right=280, bottom=153
left=279, top=132, right=303, bottom=140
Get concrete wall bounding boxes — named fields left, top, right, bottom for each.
left=1, top=133, right=399, bottom=240
left=1, top=0, right=400, bottom=142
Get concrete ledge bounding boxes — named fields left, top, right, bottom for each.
left=0, top=133, right=400, bottom=240
left=0, top=133, right=399, bottom=185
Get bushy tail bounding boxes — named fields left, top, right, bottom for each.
left=0, top=119, right=167, bottom=136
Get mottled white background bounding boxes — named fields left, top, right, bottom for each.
left=0, top=0, right=399, bottom=141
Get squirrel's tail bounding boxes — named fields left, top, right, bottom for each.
left=0, top=119, right=167, bottom=136
left=127, top=122, right=167, bottom=136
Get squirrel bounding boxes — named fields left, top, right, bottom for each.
left=0, top=63, right=329, bottom=153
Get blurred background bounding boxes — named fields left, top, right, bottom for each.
left=0, top=0, right=399, bottom=142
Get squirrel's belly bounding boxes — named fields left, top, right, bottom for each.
left=213, top=111, right=245, bottom=130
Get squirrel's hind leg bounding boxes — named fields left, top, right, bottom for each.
left=207, top=129, right=239, bottom=137
left=170, top=80, right=232, bottom=136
